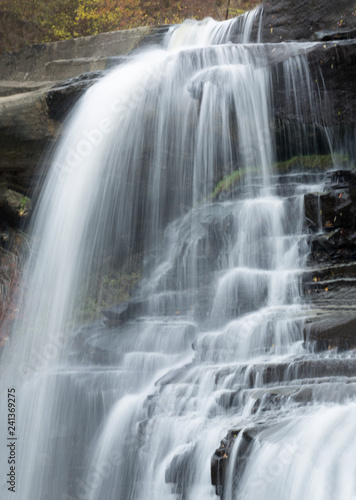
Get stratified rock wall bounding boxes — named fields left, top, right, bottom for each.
left=0, top=26, right=169, bottom=198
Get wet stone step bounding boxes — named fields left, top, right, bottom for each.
left=304, top=314, right=356, bottom=351
left=306, top=283, right=356, bottom=303
left=216, top=377, right=356, bottom=413
left=249, top=380, right=356, bottom=413
left=269, top=172, right=326, bottom=184
left=157, top=354, right=356, bottom=394
left=219, top=177, right=324, bottom=201
left=257, top=356, right=356, bottom=385
left=213, top=356, right=356, bottom=387
left=302, top=262, right=356, bottom=282
left=303, top=277, right=356, bottom=294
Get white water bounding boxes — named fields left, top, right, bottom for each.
left=1, top=9, right=356, bottom=500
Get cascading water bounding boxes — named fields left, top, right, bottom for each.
left=1, top=8, right=356, bottom=500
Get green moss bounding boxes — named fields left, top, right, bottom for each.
left=210, top=166, right=259, bottom=200
left=19, top=196, right=31, bottom=217
left=276, top=153, right=350, bottom=173
left=210, top=154, right=351, bottom=201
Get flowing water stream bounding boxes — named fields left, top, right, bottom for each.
left=1, top=9, right=356, bottom=500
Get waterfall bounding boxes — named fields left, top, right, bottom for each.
left=1, top=8, right=355, bottom=500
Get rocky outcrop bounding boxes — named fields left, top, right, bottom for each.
left=259, top=0, right=356, bottom=44
left=305, top=170, right=356, bottom=264
left=301, top=168, right=356, bottom=353
left=102, top=298, right=148, bottom=327
left=211, top=428, right=253, bottom=497
left=0, top=26, right=167, bottom=82
left=0, top=25, right=169, bottom=199
left=1, top=11, right=356, bottom=200
left=274, top=40, right=356, bottom=127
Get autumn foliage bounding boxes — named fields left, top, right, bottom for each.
left=0, top=0, right=259, bottom=54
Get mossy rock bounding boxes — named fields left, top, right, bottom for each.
left=210, top=154, right=351, bottom=201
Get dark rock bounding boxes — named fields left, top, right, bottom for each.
left=310, top=228, right=356, bottom=253
left=0, top=187, right=31, bottom=230
left=165, top=445, right=196, bottom=497
left=304, top=316, right=356, bottom=351
left=306, top=41, right=356, bottom=126
left=261, top=357, right=356, bottom=383
left=258, top=0, right=356, bottom=44
left=273, top=40, right=356, bottom=127
left=101, top=298, right=148, bottom=326
left=314, top=27, right=356, bottom=42
left=304, top=190, right=353, bottom=232
left=305, top=169, right=356, bottom=265
left=302, top=263, right=356, bottom=306
left=45, top=71, right=103, bottom=122
left=211, top=429, right=242, bottom=497
left=211, top=422, right=291, bottom=497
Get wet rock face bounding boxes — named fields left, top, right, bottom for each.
left=302, top=168, right=356, bottom=352
left=165, top=446, right=197, bottom=497
left=304, top=316, right=356, bottom=351
left=259, top=0, right=356, bottom=44
left=305, top=170, right=356, bottom=263
left=211, top=429, right=253, bottom=497
left=211, top=431, right=235, bottom=496
left=45, top=71, right=103, bottom=122
left=269, top=40, right=356, bottom=128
